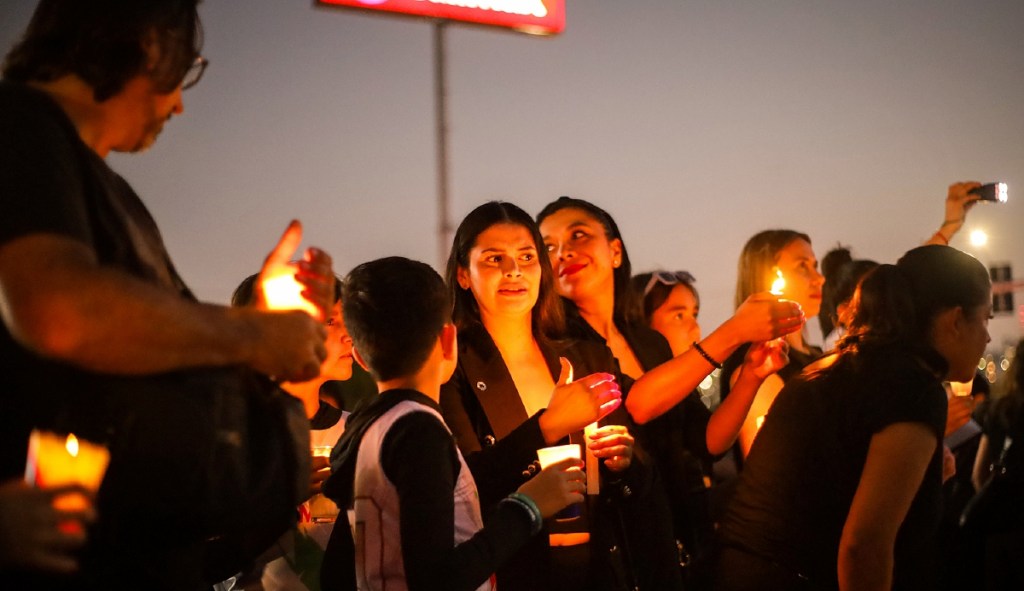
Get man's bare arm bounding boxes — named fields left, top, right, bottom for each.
left=0, top=233, right=326, bottom=381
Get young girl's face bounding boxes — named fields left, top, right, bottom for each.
left=323, top=301, right=354, bottom=381
left=649, top=284, right=701, bottom=356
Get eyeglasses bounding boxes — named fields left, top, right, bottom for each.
left=180, top=56, right=208, bottom=91
left=642, top=270, right=697, bottom=297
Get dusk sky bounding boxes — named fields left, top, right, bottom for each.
left=3, top=0, right=1022, bottom=348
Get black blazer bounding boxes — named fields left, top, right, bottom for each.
left=440, top=322, right=633, bottom=505
left=440, top=322, right=682, bottom=591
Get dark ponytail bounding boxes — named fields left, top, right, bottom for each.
left=819, top=246, right=879, bottom=337
left=835, top=245, right=990, bottom=361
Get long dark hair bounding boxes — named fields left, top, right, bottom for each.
left=834, top=245, right=990, bottom=365
left=445, top=201, right=566, bottom=343
left=3, top=0, right=203, bottom=101
left=536, top=196, right=641, bottom=326
left=819, top=246, right=879, bottom=337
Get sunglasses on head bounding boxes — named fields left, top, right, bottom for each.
left=642, top=271, right=696, bottom=297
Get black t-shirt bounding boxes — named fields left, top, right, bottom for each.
left=0, top=80, right=190, bottom=478
left=718, top=346, right=947, bottom=590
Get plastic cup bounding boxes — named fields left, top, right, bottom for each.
left=307, top=445, right=338, bottom=523
left=537, top=444, right=582, bottom=520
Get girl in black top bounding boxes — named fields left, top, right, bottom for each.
left=716, top=245, right=993, bottom=590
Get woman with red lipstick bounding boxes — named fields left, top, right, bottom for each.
left=536, top=197, right=800, bottom=434
left=440, top=201, right=681, bottom=591
left=536, top=197, right=801, bottom=585
left=719, top=229, right=826, bottom=459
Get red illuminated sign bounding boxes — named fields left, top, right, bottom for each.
left=318, top=0, right=565, bottom=35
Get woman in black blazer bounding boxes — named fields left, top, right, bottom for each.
left=439, top=201, right=678, bottom=591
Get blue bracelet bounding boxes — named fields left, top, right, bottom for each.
left=503, top=492, right=543, bottom=535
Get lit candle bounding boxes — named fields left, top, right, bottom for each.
left=25, top=431, right=110, bottom=492
left=770, top=267, right=786, bottom=296
left=25, top=431, right=110, bottom=528
left=261, top=271, right=320, bottom=317
left=583, top=423, right=601, bottom=496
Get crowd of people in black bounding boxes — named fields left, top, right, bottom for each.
left=1, top=2, right=1022, bottom=590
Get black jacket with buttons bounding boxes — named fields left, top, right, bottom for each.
left=439, top=322, right=682, bottom=591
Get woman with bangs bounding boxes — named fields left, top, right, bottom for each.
left=536, top=197, right=802, bottom=587
left=439, top=201, right=679, bottom=591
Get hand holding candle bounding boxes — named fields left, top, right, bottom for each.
left=532, top=446, right=585, bottom=519
left=730, top=292, right=804, bottom=343
left=585, top=425, right=634, bottom=475
left=539, top=358, right=622, bottom=445
left=0, top=479, right=94, bottom=574
left=24, top=431, right=109, bottom=536
left=257, top=220, right=335, bottom=321
left=305, top=446, right=338, bottom=522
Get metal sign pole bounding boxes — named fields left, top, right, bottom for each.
left=434, top=21, right=452, bottom=269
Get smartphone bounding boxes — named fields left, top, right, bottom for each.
left=969, top=182, right=1008, bottom=203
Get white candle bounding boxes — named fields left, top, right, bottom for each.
left=583, top=423, right=600, bottom=495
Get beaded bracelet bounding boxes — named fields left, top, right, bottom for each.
left=503, top=492, right=543, bottom=535
left=692, top=341, right=723, bottom=370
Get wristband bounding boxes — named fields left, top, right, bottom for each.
left=692, top=341, right=723, bottom=370
left=503, top=492, right=543, bottom=535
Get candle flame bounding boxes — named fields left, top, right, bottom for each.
left=65, top=434, right=79, bottom=458
left=262, top=273, right=320, bottom=317
left=770, top=268, right=786, bottom=296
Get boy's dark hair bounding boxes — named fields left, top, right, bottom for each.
left=342, top=257, right=451, bottom=382
left=2, top=0, right=203, bottom=102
